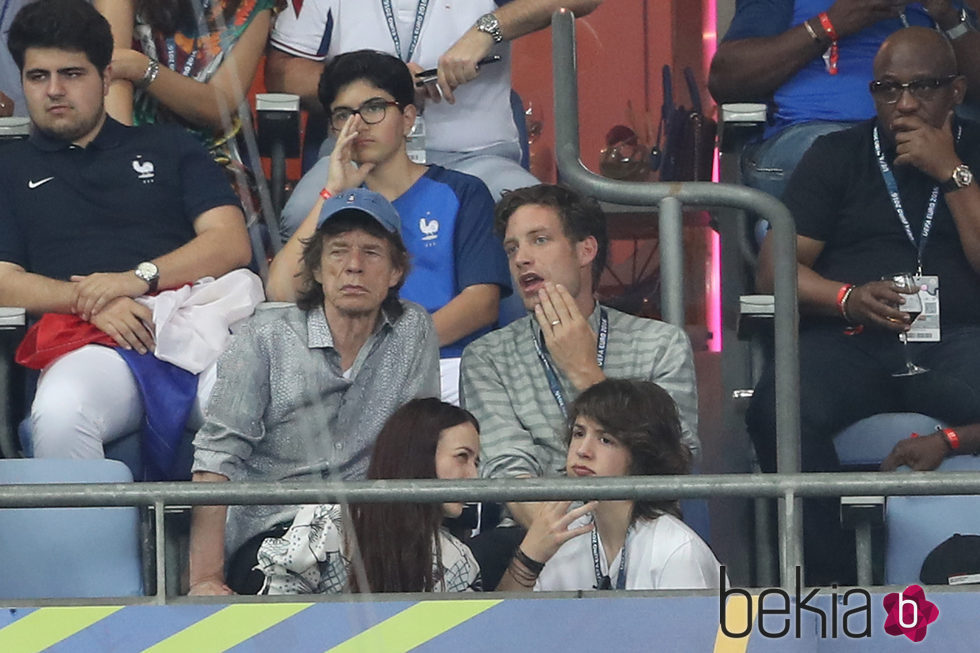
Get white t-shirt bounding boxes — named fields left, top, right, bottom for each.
left=535, top=514, right=723, bottom=591
left=269, top=0, right=518, bottom=153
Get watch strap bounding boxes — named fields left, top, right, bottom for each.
left=945, top=9, right=975, bottom=41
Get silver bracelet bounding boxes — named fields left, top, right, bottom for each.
left=803, top=19, right=821, bottom=43
left=840, top=284, right=856, bottom=323
left=135, top=58, right=160, bottom=90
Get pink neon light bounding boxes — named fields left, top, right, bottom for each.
left=704, top=0, right=722, bottom=352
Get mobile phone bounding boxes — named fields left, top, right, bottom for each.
left=413, top=55, right=501, bottom=86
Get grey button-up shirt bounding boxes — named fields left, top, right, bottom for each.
left=460, top=304, right=699, bottom=480
left=193, top=301, right=440, bottom=556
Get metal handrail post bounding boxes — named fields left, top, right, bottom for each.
left=658, top=196, right=685, bottom=327
left=154, top=499, right=166, bottom=605
left=550, top=9, right=801, bottom=586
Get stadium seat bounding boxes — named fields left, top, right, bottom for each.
left=0, top=458, right=144, bottom=599
left=884, top=455, right=980, bottom=585
left=834, top=413, right=946, bottom=470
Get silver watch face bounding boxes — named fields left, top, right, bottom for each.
left=135, top=261, right=159, bottom=282
left=476, top=13, right=501, bottom=40
left=953, top=165, right=973, bottom=188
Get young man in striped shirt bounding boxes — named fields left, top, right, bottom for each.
left=459, top=184, right=700, bottom=588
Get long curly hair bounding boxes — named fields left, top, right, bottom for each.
left=566, top=379, right=692, bottom=521
left=346, top=398, right=479, bottom=593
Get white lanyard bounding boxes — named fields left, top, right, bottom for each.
left=380, top=0, right=429, bottom=62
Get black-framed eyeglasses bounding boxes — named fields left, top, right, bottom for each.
left=868, top=75, right=958, bottom=104
left=329, top=98, right=400, bottom=131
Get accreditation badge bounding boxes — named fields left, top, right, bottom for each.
left=907, top=275, right=939, bottom=342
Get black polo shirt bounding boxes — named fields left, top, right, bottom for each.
left=0, top=117, right=240, bottom=280
left=784, top=118, right=980, bottom=328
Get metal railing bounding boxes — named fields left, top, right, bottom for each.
left=549, top=9, right=805, bottom=583
left=4, top=472, right=980, bottom=603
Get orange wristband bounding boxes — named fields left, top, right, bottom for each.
left=939, top=427, right=961, bottom=450
left=817, top=12, right=838, bottom=40
left=817, top=12, right=839, bottom=75
left=319, top=188, right=334, bottom=200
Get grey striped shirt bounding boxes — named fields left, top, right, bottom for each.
left=460, top=304, right=699, bottom=479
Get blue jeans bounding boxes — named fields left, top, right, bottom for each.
left=742, top=121, right=855, bottom=200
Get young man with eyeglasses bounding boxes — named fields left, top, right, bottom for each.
left=748, top=27, right=980, bottom=586
left=268, top=49, right=511, bottom=403
left=264, top=0, right=601, bottom=191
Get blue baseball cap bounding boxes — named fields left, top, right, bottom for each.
left=316, top=188, right=401, bottom=235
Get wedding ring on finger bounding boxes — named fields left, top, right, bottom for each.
left=551, top=320, right=561, bottom=327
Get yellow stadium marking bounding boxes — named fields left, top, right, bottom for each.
left=0, top=606, right=123, bottom=653
left=145, top=603, right=313, bottom=653
left=327, top=599, right=501, bottom=653
left=714, top=593, right=758, bottom=653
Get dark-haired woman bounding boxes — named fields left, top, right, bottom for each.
left=256, top=398, right=482, bottom=594
left=500, top=379, right=722, bottom=591
left=95, top=0, right=276, bottom=164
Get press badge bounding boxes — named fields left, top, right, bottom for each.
left=906, top=275, right=939, bottom=342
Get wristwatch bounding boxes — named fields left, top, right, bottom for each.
left=134, top=261, right=160, bottom=292
left=135, top=58, right=160, bottom=90
left=475, top=13, right=503, bottom=43
left=944, top=8, right=976, bottom=41
left=940, top=164, right=974, bottom=193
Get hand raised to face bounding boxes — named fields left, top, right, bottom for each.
left=892, top=112, right=962, bottom=182
left=533, top=283, right=605, bottom=392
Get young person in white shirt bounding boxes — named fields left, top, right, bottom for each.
left=498, top=378, right=722, bottom=591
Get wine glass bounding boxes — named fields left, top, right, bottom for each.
left=882, top=272, right=928, bottom=377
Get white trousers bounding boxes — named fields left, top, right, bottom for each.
left=30, top=344, right=215, bottom=459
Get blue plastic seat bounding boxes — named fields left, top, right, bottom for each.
left=0, top=458, right=144, bottom=599
left=834, top=413, right=945, bottom=468
left=884, top=455, right=980, bottom=585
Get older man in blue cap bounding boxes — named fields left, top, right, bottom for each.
left=188, top=188, right=441, bottom=596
